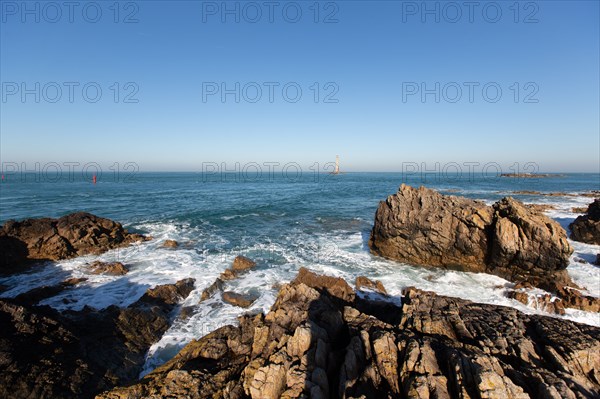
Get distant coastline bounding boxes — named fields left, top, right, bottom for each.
left=500, top=173, right=564, bottom=178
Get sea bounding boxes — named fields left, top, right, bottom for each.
left=1, top=171, right=599, bottom=375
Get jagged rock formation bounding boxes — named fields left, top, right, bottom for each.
left=369, top=185, right=596, bottom=312
left=97, top=268, right=600, bottom=399
left=570, top=199, right=600, bottom=244
left=0, top=278, right=195, bottom=399
left=0, top=212, right=148, bottom=274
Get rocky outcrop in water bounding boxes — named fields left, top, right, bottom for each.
left=161, top=239, right=179, bottom=248
left=89, top=261, right=129, bottom=275
left=0, top=278, right=194, bottom=399
left=569, top=199, right=600, bottom=245
left=370, top=185, right=572, bottom=280
left=369, top=185, right=589, bottom=311
left=98, top=268, right=600, bottom=399
left=0, top=212, right=148, bottom=274
left=201, top=256, right=258, bottom=302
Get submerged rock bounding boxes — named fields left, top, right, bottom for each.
left=569, top=199, right=600, bottom=244
left=98, top=269, right=600, bottom=399
left=0, top=212, right=148, bottom=274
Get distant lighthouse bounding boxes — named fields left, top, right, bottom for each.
left=332, top=155, right=341, bottom=175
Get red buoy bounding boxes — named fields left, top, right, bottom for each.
left=92, top=175, right=97, bottom=184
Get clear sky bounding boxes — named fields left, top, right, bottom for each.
left=1, top=0, right=599, bottom=173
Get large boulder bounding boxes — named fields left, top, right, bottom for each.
left=369, top=184, right=494, bottom=272
left=569, top=199, right=600, bottom=244
left=489, top=197, right=573, bottom=281
left=370, top=185, right=572, bottom=284
left=0, top=212, right=148, bottom=273
left=97, top=270, right=600, bottom=399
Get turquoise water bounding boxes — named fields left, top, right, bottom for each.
left=1, top=172, right=599, bottom=373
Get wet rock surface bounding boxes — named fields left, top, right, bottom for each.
left=570, top=199, right=600, bottom=245
left=0, top=212, right=148, bottom=274
left=98, top=270, right=600, bottom=399
left=0, top=278, right=195, bottom=399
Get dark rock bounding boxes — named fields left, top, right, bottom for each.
left=62, top=277, right=88, bottom=286
left=139, top=278, right=195, bottom=306
left=595, top=254, right=600, bottom=266
left=89, top=261, right=128, bottom=276
left=222, top=291, right=258, bottom=308
left=13, top=278, right=89, bottom=306
left=0, top=278, right=195, bottom=399
left=569, top=199, right=600, bottom=244
left=0, top=212, right=147, bottom=274
left=98, top=270, right=600, bottom=399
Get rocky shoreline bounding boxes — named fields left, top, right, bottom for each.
left=0, top=212, right=149, bottom=274
left=98, top=268, right=600, bottom=399
left=0, top=186, right=599, bottom=398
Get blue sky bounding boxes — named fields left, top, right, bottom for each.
left=1, top=0, right=599, bottom=172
